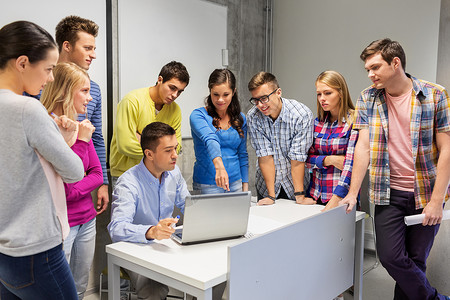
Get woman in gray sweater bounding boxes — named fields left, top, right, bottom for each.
left=0, top=21, right=84, bottom=299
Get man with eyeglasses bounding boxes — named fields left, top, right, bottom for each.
left=247, top=71, right=314, bottom=205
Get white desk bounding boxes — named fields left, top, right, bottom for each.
left=107, top=200, right=365, bottom=300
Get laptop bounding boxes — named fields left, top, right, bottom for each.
left=171, top=191, right=251, bottom=245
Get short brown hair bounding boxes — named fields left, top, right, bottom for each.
left=141, top=122, right=176, bottom=153
left=248, top=71, right=279, bottom=91
left=360, top=38, right=406, bottom=71
left=55, top=16, right=98, bottom=52
left=158, top=61, right=190, bottom=85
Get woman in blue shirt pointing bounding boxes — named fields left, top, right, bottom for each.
left=190, top=68, right=249, bottom=194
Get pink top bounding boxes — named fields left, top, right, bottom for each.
left=386, top=90, right=415, bottom=192
left=64, top=139, right=103, bottom=227
left=35, top=151, right=70, bottom=239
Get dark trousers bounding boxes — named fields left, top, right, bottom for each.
left=375, top=189, right=444, bottom=300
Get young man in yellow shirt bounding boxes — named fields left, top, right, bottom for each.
left=110, top=61, right=189, bottom=185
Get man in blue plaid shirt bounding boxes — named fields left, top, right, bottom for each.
left=247, top=72, right=314, bottom=205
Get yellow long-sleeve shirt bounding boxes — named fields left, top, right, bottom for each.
left=110, top=87, right=182, bottom=177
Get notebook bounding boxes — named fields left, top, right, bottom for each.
left=171, top=191, right=251, bottom=245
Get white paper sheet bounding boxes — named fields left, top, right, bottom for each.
left=404, top=210, right=450, bottom=226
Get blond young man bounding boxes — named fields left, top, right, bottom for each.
left=55, top=15, right=109, bottom=215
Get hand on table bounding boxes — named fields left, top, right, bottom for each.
left=321, top=195, right=342, bottom=212
left=339, top=194, right=358, bottom=213
left=296, top=196, right=316, bottom=205
left=257, top=197, right=275, bottom=206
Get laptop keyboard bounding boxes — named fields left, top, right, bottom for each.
left=244, top=231, right=254, bottom=239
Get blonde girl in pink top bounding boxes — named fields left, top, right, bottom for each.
left=41, top=62, right=103, bottom=299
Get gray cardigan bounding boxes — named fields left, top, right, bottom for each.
left=0, top=90, right=84, bottom=257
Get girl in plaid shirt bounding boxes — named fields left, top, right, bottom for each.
left=306, top=71, right=359, bottom=212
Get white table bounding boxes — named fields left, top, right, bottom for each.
left=107, top=200, right=365, bottom=300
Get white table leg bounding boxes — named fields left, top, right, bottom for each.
left=108, top=254, right=121, bottom=300
left=353, top=217, right=365, bottom=300
left=195, top=287, right=213, bottom=300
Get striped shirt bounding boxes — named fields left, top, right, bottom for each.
left=354, top=74, right=450, bottom=208
left=306, top=115, right=358, bottom=202
left=78, top=80, right=108, bottom=185
left=247, top=98, right=313, bottom=200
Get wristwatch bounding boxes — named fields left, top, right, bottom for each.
left=294, top=191, right=305, bottom=196
left=267, top=195, right=276, bottom=202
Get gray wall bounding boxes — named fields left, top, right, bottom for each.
left=117, top=0, right=227, bottom=138
left=272, top=0, right=441, bottom=113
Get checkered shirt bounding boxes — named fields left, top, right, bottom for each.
left=354, top=74, right=450, bottom=208
left=306, top=115, right=359, bottom=202
left=247, top=98, right=313, bottom=200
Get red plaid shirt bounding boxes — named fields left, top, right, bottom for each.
left=306, top=115, right=358, bottom=202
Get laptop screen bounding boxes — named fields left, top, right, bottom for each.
left=176, top=191, right=251, bottom=244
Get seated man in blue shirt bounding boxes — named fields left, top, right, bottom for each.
left=108, top=122, right=188, bottom=300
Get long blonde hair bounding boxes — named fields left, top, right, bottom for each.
left=41, top=62, right=89, bottom=121
left=316, top=70, right=355, bottom=125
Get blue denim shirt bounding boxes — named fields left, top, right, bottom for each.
left=108, top=160, right=188, bottom=243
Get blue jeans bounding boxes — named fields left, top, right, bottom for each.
left=0, top=244, right=77, bottom=300
left=193, top=179, right=243, bottom=194
left=63, top=217, right=96, bottom=300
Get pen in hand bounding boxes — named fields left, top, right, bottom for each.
left=171, top=215, right=180, bottom=229
left=51, top=112, right=59, bottom=120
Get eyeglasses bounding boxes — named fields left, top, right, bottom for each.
left=249, top=88, right=278, bottom=105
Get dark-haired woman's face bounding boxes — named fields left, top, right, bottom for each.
left=22, top=48, right=58, bottom=95
left=210, top=83, right=234, bottom=114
